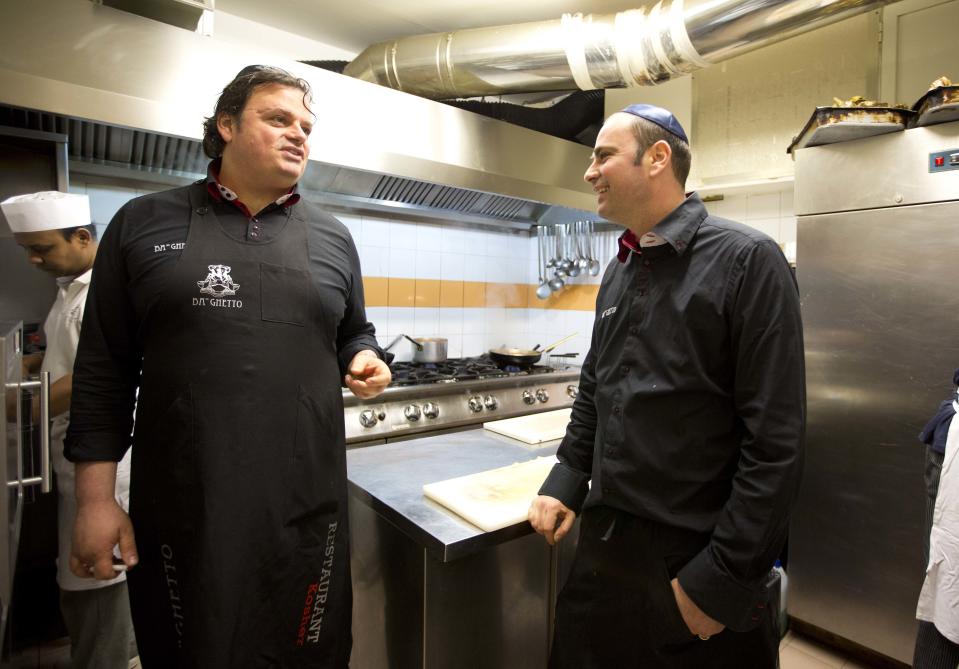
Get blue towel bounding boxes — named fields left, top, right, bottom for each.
left=920, top=399, right=956, bottom=454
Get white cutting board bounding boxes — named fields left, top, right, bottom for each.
left=483, top=408, right=572, bottom=444
left=423, top=455, right=558, bottom=532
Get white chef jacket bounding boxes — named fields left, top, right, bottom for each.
left=917, top=399, right=959, bottom=643
left=42, top=269, right=132, bottom=591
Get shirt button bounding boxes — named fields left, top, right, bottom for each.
left=639, top=290, right=646, bottom=296
left=621, top=366, right=629, bottom=375
left=643, top=260, right=650, bottom=267
left=250, top=230, right=259, bottom=239
left=606, top=447, right=617, bottom=457
left=612, top=406, right=622, bottom=416
left=629, top=326, right=639, bottom=335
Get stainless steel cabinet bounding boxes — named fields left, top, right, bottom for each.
left=790, top=121, right=959, bottom=663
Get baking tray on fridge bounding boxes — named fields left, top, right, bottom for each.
left=787, top=106, right=916, bottom=154
left=911, top=85, right=959, bottom=127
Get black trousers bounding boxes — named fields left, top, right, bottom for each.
left=550, top=506, right=779, bottom=669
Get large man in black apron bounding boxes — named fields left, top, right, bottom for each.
left=65, top=66, right=391, bottom=668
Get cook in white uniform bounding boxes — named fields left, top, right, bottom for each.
left=2, top=191, right=136, bottom=668
left=915, top=396, right=959, bottom=669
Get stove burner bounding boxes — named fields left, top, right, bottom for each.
left=388, top=354, right=555, bottom=387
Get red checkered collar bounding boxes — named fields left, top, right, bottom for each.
left=204, top=159, right=300, bottom=217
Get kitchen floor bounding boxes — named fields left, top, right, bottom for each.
left=7, top=631, right=894, bottom=668
left=779, top=631, right=896, bottom=668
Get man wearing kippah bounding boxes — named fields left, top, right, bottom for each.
left=1, top=191, right=137, bottom=667
left=529, top=105, right=805, bottom=667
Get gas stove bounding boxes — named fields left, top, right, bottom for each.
left=344, top=355, right=581, bottom=446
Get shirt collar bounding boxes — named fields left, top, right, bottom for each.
left=204, top=159, right=300, bottom=215
left=616, top=193, right=707, bottom=263
left=56, top=268, right=93, bottom=289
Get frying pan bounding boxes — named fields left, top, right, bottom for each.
left=489, top=333, right=577, bottom=368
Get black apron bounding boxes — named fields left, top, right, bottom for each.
left=127, top=184, right=351, bottom=668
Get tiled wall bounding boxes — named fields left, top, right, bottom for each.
left=71, top=180, right=797, bottom=365
left=703, top=189, right=798, bottom=263
left=342, top=213, right=608, bottom=363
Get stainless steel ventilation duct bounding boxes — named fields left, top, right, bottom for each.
left=344, top=0, right=890, bottom=99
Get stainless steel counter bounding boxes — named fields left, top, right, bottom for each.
left=347, top=428, right=560, bottom=562
left=347, top=428, right=575, bottom=669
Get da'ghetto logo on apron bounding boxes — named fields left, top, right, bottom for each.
left=193, top=264, right=243, bottom=309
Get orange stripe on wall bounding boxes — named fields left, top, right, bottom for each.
left=363, top=277, right=597, bottom=311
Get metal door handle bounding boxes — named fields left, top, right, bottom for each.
left=6, top=371, right=52, bottom=494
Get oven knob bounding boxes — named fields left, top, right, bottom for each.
left=567, top=384, right=579, bottom=399
left=468, top=395, right=484, bottom=413
left=359, top=409, right=378, bottom=428
left=423, top=402, right=440, bottom=419
left=484, top=395, right=498, bottom=410
left=535, top=388, right=549, bottom=403
left=522, top=390, right=535, bottom=405
left=404, top=404, right=422, bottom=422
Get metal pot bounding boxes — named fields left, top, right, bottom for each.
left=386, top=334, right=448, bottom=363
left=488, top=333, right=576, bottom=369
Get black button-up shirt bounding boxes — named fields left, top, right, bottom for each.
left=540, top=193, right=805, bottom=630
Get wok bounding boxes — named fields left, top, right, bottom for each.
left=489, top=333, right=577, bottom=368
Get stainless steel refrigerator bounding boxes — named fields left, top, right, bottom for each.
left=790, top=120, right=959, bottom=663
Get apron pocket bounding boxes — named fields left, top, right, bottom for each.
left=261, top=262, right=309, bottom=325
left=649, top=561, right=697, bottom=647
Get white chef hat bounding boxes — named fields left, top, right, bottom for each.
left=0, top=191, right=91, bottom=234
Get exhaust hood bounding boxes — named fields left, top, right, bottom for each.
left=0, top=1, right=598, bottom=230
left=0, top=103, right=567, bottom=229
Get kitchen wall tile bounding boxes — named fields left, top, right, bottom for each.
left=440, top=253, right=465, bottom=281
left=462, top=334, right=486, bottom=357
left=462, top=281, right=486, bottom=308
left=389, top=221, right=418, bottom=250
left=439, top=280, right=464, bottom=308
left=505, top=309, right=532, bottom=336
left=745, top=218, right=781, bottom=241
left=388, top=248, right=416, bottom=279
left=362, top=277, right=389, bottom=307
left=387, top=307, right=415, bottom=341
left=529, top=309, right=547, bottom=332
left=506, top=283, right=528, bottom=309
left=444, top=333, right=463, bottom=359
left=780, top=216, right=797, bottom=245
left=415, top=250, right=442, bottom=280
left=545, top=308, right=566, bottom=334
left=485, top=257, right=509, bottom=283
left=439, top=308, right=464, bottom=333
left=85, top=183, right=137, bottom=226
left=414, top=279, right=441, bottom=308
left=781, top=189, right=795, bottom=218
left=462, top=308, right=485, bottom=335
left=388, top=278, right=415, bottom=308
left=462, top=229, right=485, bottom=256
left=441, top=226, right=465, bottom=253
left=361, top=217, right=391, bottom=247
left=416, top=223, right=444, bottom=251
left=705, top=195, right=747, bottom=223
left=486, top=307, right=507, bottom=338
left=746, top=192, right=781, bottom=221
left=489, top=231, right=508, bottom=258
left=337, top=214, right=362, bottom=241
left=414, top=307, right=440, bottom=336
left=366, top=307, right=389, bottom=335
left=462, top=254, right=487, bottom=282
left=358, top=245, right=389, bottom=277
